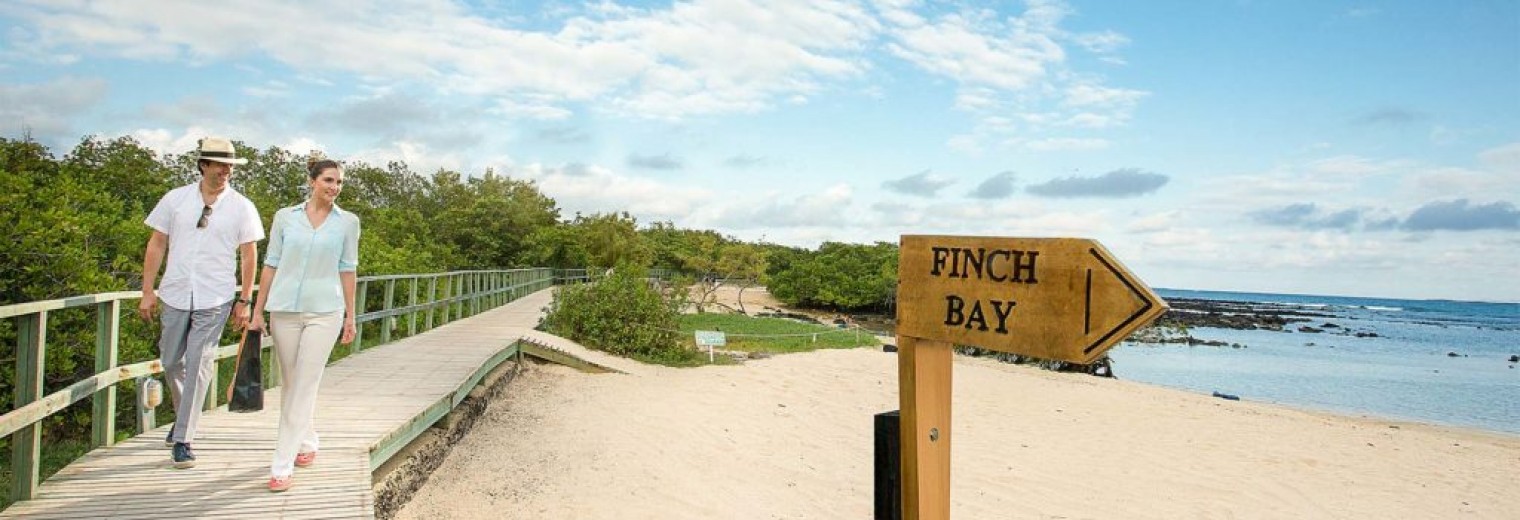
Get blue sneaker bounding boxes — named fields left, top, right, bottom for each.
left=164, top=426, right=175, bottom=447
left=172, top=442, right=195, bottom=469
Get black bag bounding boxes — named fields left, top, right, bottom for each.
left=227, top=330, right=264, bottom=412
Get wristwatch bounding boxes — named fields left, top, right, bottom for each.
left=235, top=298, right=251, bottom=305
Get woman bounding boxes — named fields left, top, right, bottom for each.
left=250, top=154, right=360, bottom=492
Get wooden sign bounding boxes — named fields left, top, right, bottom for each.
left=897, top=235, right=1167, bottom=364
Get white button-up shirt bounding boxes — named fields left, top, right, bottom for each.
left=145, top=184, right=265, bottom=310
left=262, top=202, right=360, bottom=314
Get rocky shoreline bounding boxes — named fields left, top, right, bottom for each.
left=1126, top=297, right=1382, bottom=347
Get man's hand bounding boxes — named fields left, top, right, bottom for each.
left=138, top=292, right=158, bottom=322
left=231, top=301, right=250, bottom=330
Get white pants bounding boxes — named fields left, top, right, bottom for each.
left=268, top=311, right=341, bottom=477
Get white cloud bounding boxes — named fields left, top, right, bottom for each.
left=1408, top=166, right=1516, bottom=202
left=1124, top=210, right=1181, bottom=234
left=492, top=98, right=574, bottom=121
left=0, top=76, right=109, bottom=142
left=10, top=0, right=878, bottom=120
left=1019, top=137, right=1109, bottom=151
left=885, top=7, right=1064, bottom=91
left=1306, top=155, right=1404, bottom=178
left=1062, top=112, right=1119, bottom=128
left=953, top=87, right=1001, bottom=112
left=881, top=2, right=1139, bottom=154
left=348, top=140, right=471, bottom=176
left=242, top=80, right=291, bottom=98
left=1201, top=155, right=1407, bottom=209
left=516, top=161, right=713, bottom=222
left=1063, top=83, right=1146, bottom=107
left=1070, top=29, right=1130, bottom=63
left=1478, top=141, right=1520, bottom=176
left=724, top=183, right=854, bottom=228
left=127, top=127, right=205, bottom=157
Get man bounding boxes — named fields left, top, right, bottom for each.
left=139, top=137, right=264, bottom=469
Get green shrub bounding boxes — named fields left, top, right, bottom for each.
left=541, top=267, right=700, bottom=364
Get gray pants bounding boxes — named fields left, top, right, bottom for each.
left=159, top=301, right=232, bottom=444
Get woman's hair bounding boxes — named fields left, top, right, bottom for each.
left=306, top=154, right=341, bottom=179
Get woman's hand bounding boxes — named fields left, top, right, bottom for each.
left=340, top=316, right=356, bottom=344
left=250, top=311, right=266, bottom=333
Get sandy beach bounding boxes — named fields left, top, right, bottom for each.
left=394, top=346, right=1520, bottom=519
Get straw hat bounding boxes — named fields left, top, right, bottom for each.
left=195, top=137, right=248, bottom=165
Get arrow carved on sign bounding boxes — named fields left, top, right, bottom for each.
left=1083, top=248, right=1156, bottom=356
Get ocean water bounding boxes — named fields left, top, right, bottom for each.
left=1107, top=289, right=1520, bottom=434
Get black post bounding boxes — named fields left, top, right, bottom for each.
left=875, top=410, right=902, bottom=520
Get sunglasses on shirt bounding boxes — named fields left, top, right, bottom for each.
left=197, top=205, right=212, bottom=229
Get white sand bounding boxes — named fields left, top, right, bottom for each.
left=394, top=347, right=1520, bottom=519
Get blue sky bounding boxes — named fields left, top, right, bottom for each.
left=2, top=1, right=1517, bottom=302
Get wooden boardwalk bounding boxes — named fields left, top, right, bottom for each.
left=1, top=288, right=561, bottom=519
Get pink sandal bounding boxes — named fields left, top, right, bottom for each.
left=295, top=451, right=316, bottom=467
left=268, top=475, right=293, bottom=492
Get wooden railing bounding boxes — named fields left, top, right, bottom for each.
left=0, top=268, right=559, bottom=504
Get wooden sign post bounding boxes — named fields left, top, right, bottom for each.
left=893, top=235, right=1166, bottom=519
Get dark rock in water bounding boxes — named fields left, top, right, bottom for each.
left=1509, top=354, right=1519, bottom=363
left=1211, top=391, right=1240, bottom=401
left=1447, top=351, right=1462, bottom=357
left=1305, top=342, right=1316, bottom=347
left=1298, top=326, right=1324, bottom=333
left=1355, top=332, right=1379, bottom=338
left=1322, top=322, right=1342, bottom=329
left=883, top=344, right=898, bottom=353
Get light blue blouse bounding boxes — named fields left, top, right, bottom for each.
left=263, top=203, right=360, bottom=313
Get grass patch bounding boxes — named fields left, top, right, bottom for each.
left=630, top=348, right=733, bottom=368
left=0, top=437, right=92, bottom=510
left=678, top=313, right=879, bottom=355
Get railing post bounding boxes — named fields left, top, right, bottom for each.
left=473, top=272, right=482, bottom=315
left=355, top=279, right=369, bottom=354
left=454, top=274, right=464, bottom=321
left=408, top=276, right=418, bottom=337
left=203, top=356, right=220, bottom=411
left=93, top=301, right=120, bottom=448
left=11, top=311, right=47, bottom=502
left=439, top=275, right=448, bottom=326
left=426, top=276, right=437, bottom=330
left=382, top=279, right=395, bottom=345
